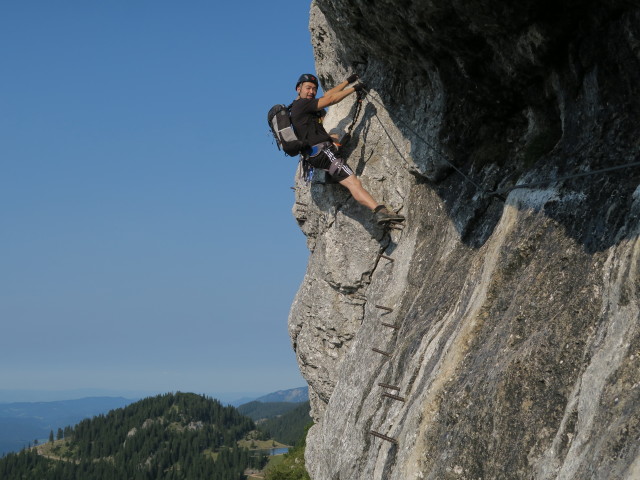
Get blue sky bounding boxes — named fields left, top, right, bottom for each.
left=0, top=1, right=317, bottom=402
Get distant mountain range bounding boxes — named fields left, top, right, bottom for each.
left=0, top=387, right=308, bottom=456
left=227, top=386, right=309, bottom=406
left=254, top=387, right=308, bottom=403
left=0, top=397, right=134, bottom=456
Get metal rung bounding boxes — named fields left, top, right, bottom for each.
left=372, top=348, right=392, bottom=357
left=382, top=392, right=406, bottom=402
left=295, top=201, right=308, bottom=206
left=381, top=322, right=400, bottom=330
left=378, top=383, right=400, bottom=391
left=375, top=305, right=393, bottom=312
left=369, top=430, right=398, bottom=445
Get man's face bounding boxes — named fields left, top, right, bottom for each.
left=297, top=82, right=318, bottom=99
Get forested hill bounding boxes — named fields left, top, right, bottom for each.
left=0, top=392, right=265, bottom=480
left=257, top=401, right=311, bottom=447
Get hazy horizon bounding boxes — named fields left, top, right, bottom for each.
left=1, top=2, right=313, bottom=397
left=0, top=386, right=307, bottom=404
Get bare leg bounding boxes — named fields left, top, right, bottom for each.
left=338, top=175, right=379, bottom=211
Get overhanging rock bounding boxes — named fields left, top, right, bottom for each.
left=289, top=1, right=640, bottom=479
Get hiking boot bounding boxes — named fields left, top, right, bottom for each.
left=374, top=206, right=405, bottom=225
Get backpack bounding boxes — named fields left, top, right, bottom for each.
left=267, top=104, right=307, bottom=156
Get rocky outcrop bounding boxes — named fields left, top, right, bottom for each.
left=289, top=1, right=640, bottom=479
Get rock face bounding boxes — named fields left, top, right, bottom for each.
left=288, top=1, right=640, bottom=479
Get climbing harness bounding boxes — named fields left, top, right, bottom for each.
left=299, top=142, right=355, bottom=185
left=299, top=141, right=331, bottom=184
left=299, top=160, right=314, bottom=184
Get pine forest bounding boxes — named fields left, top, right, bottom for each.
left=0, top=392, right=266, bottom=480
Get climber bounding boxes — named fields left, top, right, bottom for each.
left=291, top=73, right=405, bottom=225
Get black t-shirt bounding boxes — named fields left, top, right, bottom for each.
left=290, top=98, right=331, bottom=147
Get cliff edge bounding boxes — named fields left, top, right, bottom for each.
left=289, top=1, right=640, bottom=478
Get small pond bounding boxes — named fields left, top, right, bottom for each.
left=252, top=447, right=289, bottom=456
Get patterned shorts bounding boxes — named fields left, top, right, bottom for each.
left=306, top=143, right=354, bottom=182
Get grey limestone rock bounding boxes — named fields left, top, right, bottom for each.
left=289, top=1, right=640, bottom=479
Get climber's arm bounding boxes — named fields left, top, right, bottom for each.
left=317, top=83, right=356, bottom=109
left=324, top=80, right=350, bottom=96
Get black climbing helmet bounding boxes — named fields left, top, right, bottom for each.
left=296, top=73, right=318, bottom=90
